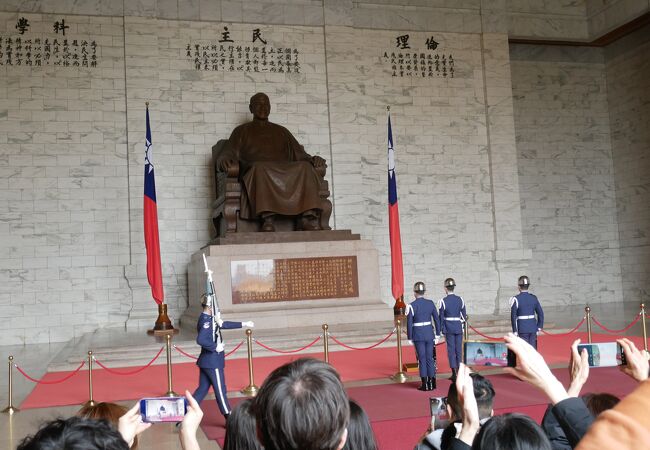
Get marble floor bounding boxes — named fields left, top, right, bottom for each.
left=0, top=301, right=646, bottom=450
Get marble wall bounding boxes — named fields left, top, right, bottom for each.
left=587, top=0, right=650, bottom=38
left=510, top=44, right=624, bottom=306
left=605, top=24, right=650, bottom=305
left=0, top=1, right=647, bottom=345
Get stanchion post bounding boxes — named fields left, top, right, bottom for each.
left=2, top=356, right=19, bottom=414
left=641, top=303, right=648, bottom=352
left=391, top=319, right=407, bottom=383
left=241, top=329, right=259, bottom=396
left=83, top=351, right=95, bottom=407
left=322, top=324, right=330, bottom=363
left=463, top=315, right=469, bottom=341
left=585, top=305, right=592, bottom=343
left=164, top=334, right=178, bottom=397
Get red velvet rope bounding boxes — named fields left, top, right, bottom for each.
left=15, top=360, right=86, bottom=384
left=254, top=336, right=321, bottom=354
left=540, top=318, right=586, bottom=336
left=93, top=347, right=164, bottom=375
left=225, top=340, right=244, bottom=357
left=468, top=326, right=502, bottom=341
left=330, top=329, right=395, bottom=350
left=173, top=345, right=198, bottom=360
left=591, top=314, right=641, bottom=334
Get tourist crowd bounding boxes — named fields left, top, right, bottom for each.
left=15, top=334, right=650, bottom=450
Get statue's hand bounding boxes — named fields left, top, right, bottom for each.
left=311, top=155, right=326, bottom=169
left=219, top=159, right=238, bottom=172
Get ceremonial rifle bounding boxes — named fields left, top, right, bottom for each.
left=202, top=253, right=220, bottom=343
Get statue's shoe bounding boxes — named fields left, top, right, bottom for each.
left=261, top=218, right=275, bottom=232
left=301, top=216, right=321, bottom=231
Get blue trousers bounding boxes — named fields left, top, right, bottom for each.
left=446, top=333, right=463, bottom=370
left=414, top=340, right=436, bottom=377
left=193, top=366, right=231, bottom=416
left=519, top=333, right=537, bottom=350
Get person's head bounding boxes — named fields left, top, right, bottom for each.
left=444, top=278, right=456, bottom=293
left=253, top=358, right=350, bottom=450
left=76, top=403, right=137, bottom=449
left=414, top=281, right=426, bottom=297
left=472, top=413, right=551, bottom=450
left=518, top=275, right=530, bottom=291
left=582, top=393, right=620, bottom=416
left=224, top=399, right=261, bottom=450
left=446, top=373, right=495, bottom=421
left=201, top=294, right=212, bottom=313
left=250, top=93, right=271, bottom=120
left=17, top=417, right=129, bottom=450
left=342, top=400, right=377, bottom=450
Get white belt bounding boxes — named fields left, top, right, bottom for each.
left=445, top=317, right=462, bottom=321
left=518, top=315, right=535, bottom=320
left=413, top=321, right=431, bottom=327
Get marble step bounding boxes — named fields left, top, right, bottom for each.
left=47, top=318, right=563, bottom=372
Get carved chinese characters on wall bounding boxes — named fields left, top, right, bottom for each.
left=1, top=16, right=100, bottom=68
left=187, top=26, right=301, bottom=73
left=382, top=33, right=455, bottom=78
left=231, top=257, right=359, bottom=304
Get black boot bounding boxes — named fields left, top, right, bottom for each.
left=427, top=376, right=436, bottom=391
left=418, top=377, right=428, bottom=391
left=449, top=368, right=457, bottom=382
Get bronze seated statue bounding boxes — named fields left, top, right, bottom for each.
left=211, top=93, right=332, bottom=236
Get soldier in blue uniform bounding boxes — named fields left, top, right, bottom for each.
left=407, top=281, right=442, bottom=391
left=193, top=295, right=254, bottom=420
left=510, top=275, right=544, bottom=349
left=439, top=277, right=467, bottom=381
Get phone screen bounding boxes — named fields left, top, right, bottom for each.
left=576, top=342, right=625, bottom=368
left=463, top=341, right=508, bottom=367
left=429, top=397, right=450, bottom=430
left=139, top=397, right=187, bottom=423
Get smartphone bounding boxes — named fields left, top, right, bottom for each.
left=577, top=342, right=626, bottom=368
left=429, top=396, right=450, bottom=430
left=139, top=397, right=188, bottom=423
left=463, top=341, right=509, bottom=367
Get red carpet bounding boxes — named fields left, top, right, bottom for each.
left=19, top=332, right=645, bottom=410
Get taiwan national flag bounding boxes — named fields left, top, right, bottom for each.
left=144, top=105, right=164, bottom=304
left=387, top=113, right=404, bottom=302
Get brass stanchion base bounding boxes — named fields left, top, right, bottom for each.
left=241, top=384, right=259, bottom=397
left=164, top=390, right=179, bottom=397
left=2, top=405, right=19, bottom=415
left=81, top=400, right=96, bottom=408
left=391, top=371, right=408, bottom=383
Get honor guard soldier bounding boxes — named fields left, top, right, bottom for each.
left=510, top=275, right=544, bottom=349
left=439, top=277, right=467, bottom=381
left=193, top=295, right=254, bottom=420
left=407, top=281, right=442, bottom=391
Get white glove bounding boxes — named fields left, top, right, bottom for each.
left=407, top=340, right=413, bottom=346
left=243, top=321, right=254, bottom=328
left=216, top=342, right=225, bottom=352
left=434, top=337, right=439, bottom=345
left=216, top=312, right=223, bottom=327
left=514, top=332, right=518, bottom=336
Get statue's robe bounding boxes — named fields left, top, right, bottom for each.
left=220, top=120, right=322, bottom=220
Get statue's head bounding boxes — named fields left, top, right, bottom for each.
left=249, top=93, right=271, bottom=121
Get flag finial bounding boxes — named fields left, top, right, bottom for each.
left=145, top=101, right=149, bottom=107
left=387, top=105, right=390, bottom=111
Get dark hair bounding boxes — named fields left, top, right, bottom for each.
left=472, top=413, right=551, bottom=450
left=224, top=399, right=261, bottom=450
left=342, top=400, right=377, bottom=450
left=17, top=417, right=129, bottom=450
left=253, top=358, right=350, bottom=450
left=447, top=373, right=495, bottom=421
left=582, top=393, right=620, bottom=416
left=76, top=402, right=137, bottom=449
left=440, top=421, right=461, bottom=450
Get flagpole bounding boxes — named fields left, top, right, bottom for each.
left=387, top=106, right=406, bottom=318
left=143, top=101, right=177, bottom=336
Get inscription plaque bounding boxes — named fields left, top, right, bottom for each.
left=231, top=256, right=359, bottom=304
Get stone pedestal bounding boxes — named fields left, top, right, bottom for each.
left=181, top=239, right=390, bottom=329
